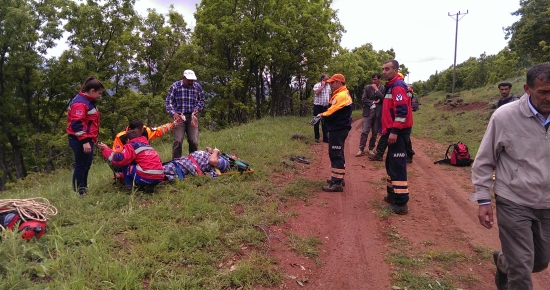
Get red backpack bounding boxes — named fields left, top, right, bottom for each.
left=434, top=142, right=473, bottom=167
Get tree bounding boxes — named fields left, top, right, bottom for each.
left=60, top=0, right=140, bottom=137
left=505, top=0, right=550, bottom=64
left=194, top=0, right=343, bottom=126
left=0, top=0, right=64, bottom=188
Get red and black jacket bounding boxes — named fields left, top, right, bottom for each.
left=102, top=136, right=164, bottom=181
left=66, top=92, right=101, bottom=143
left=381, top=76, right=413, bottom=135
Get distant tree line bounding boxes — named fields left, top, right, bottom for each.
left=412, top=0, right=549, bottom=96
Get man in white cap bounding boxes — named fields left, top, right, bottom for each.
left=165, top=69, right=205, bottom=158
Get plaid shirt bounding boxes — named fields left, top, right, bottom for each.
left=165, top=80, right=205, bottom=116
left=163, top=151, right=222, bottom=181
left=313, top=81, right=331, bottom=106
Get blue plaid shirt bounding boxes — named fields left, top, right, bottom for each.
left=165, top=80, right=205, bottom=116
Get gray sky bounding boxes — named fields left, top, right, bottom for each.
left=57, top=0, right=521, bottom=83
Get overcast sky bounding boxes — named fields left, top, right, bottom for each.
left=60, top=0, right=521, bottom=83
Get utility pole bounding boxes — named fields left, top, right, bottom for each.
left=448, top=10, right=468, bottom=94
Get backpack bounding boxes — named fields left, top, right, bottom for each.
left=406, top=85, right=420, bottom=111
left=411, top=95, right=420, bottom=111
left=434, top=142, right=473, bottom=167
left=221, top=153, right=251, bottom=173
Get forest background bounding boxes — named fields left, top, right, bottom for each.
left=0, top=0, right=548, bottom=190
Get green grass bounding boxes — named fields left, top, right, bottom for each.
left=0, top=116, right=321, bottom=289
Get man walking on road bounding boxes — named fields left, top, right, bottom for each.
left=380, top=60, right=413, bottom=215
left=312, top=74, right=331, bottom=143
left=356, top=73, right=385, bottom=156
left=316, top=73, right=353, bottom=192
left=472, top=63, right=550, bottom=290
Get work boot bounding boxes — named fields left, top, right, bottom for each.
left=326, top=178, right=346, bottom=186
left=322, top=181, right=344, bottom=192
left=383, top=193, right=395, bottom=204
left=355, top=149, right=365, bottom=157
left=407, top=155, right=413, bottom=163
left=368, top=153, right=383, bottom=161
left=493, top=251, right=508, bottom=290
left=383, top=204, right=409, bottom=215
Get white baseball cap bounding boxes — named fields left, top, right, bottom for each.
left=183, top=69, right=197, bottom=80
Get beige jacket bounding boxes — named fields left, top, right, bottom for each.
left=472, top=94, right=550, bottom=209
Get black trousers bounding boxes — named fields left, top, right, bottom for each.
left=313, top=105, right=328, bottom=141
left=328, top=128, right=350, bottom=182
left=385, top=133, right=409, bottom=206
left=375, top=132, right=415, bottom=158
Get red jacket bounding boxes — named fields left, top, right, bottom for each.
left=66, top=92, right=101, bottom=142
left=102, top=136, right=164, bottom=181
left=381, top=75, right=413, bottom=134
left=112, top=122, right=175, bottom=153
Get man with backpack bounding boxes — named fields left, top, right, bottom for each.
left=473, top=64, right=550, bottom=290
left=379, top=60, right=413, bottom=215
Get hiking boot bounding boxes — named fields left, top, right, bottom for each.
left=355, top=149, right=365, bottom=157
left=368, top=154, right=383, bottom=161
left=493, top=251, right=507, bottom=290
left=383, top=195, right=394, bottom=204
left=383, top=204, right=409, bottom=215
left=407, top=156, right=413, bottom=163
left=326, top=179, right=346, bottom=186
left=322, top=182, right=344, bottom=192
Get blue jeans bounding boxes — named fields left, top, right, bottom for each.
left=69, top=136, right=94, bottom=195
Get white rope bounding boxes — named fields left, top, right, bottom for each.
left=0, top=198, right=58, bottom=230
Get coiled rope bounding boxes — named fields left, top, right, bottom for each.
left=0, top=198, right=58, bottom=230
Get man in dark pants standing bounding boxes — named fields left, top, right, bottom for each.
left=356, top=73, right=385, bottom=156
left=315, top=73, right=353, bottom=192
left=312, top=74, right=331, bottom=143
left=380, top=60, right=413, bottom=214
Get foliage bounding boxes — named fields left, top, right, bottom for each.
left=193, top=0, right=343, bottom=126
left=505, top=0, right=550, bottom=64
left=413, top=48, right=525, bottom=96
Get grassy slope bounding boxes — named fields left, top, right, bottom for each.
left=413, top=75, right=525, bottom=157
left=1, top=116, right=324, bottom=289
left=0, top=77, right=520, bottom=288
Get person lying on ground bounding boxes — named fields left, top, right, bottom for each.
left=97, top=126, right=165, bottom=192
left=163, top=147, right=231, bottom=181
left=112, top=119, right=182, bottom=153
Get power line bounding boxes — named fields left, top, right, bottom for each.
left=448, top=10, right=468, bottom=94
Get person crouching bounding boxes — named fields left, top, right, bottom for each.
left=97, top=123, right=165, bottom=192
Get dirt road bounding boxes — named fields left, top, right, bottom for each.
left=267, top=118, right=550, bottom=289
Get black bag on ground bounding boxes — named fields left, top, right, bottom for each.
left=434, top=142, right=473, bottom=167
